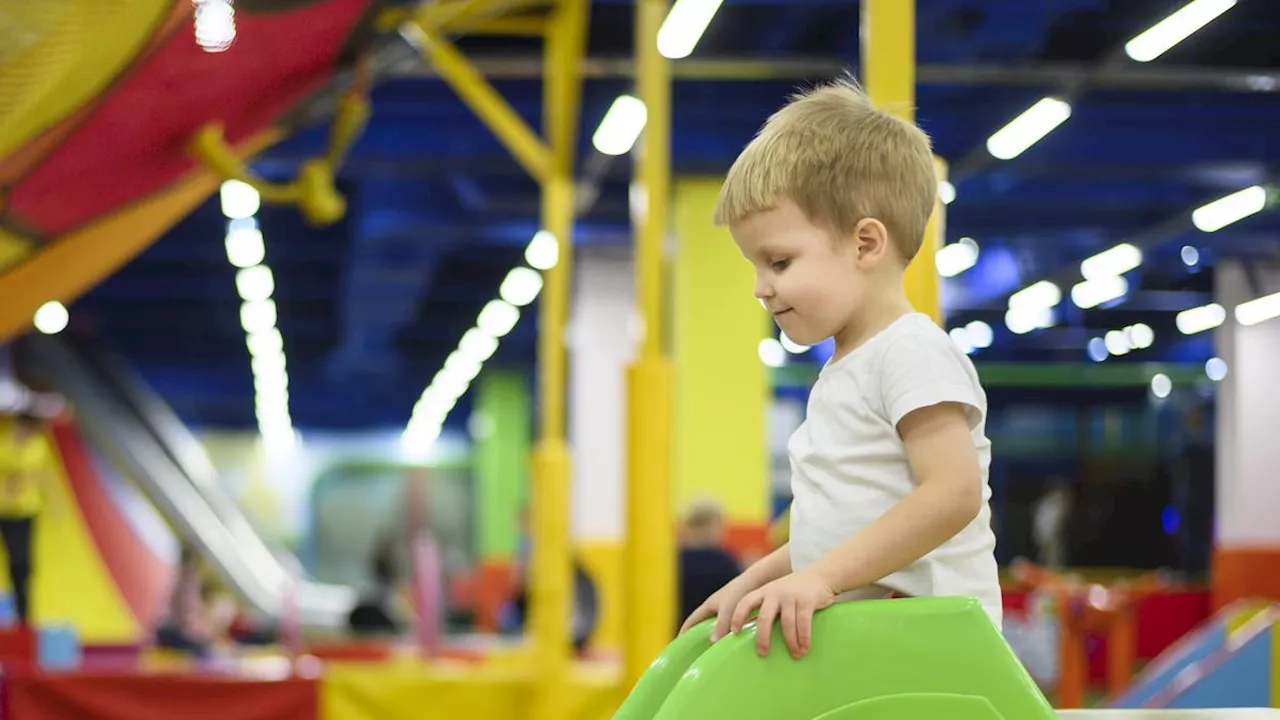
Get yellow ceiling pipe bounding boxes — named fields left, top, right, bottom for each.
left=187, top=64, right=371, bottom=227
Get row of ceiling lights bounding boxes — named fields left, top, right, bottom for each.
left=398, top=0, right=728, bottom=450
left=60, top=0, right=1252, bottom=432
left=998, top=186, right=1270, bottom=330
left=930, top=183, right=1272, bottom=362
left=1086, top=324, right=1223, bottom=396
left=974, top=0, right=1240, bottom=165
left=760, top=330, right=1229, bottom=404
left=755, top=317, right=999, bottom=368
left=939, top=0, right=1268, bottom=358
left=760, top=219, right=1273, bottom=367
left=970, top=187, right=1275, bottom=359
left=951, top=1, right=1275, bottom=357
left=1088, top=323, right=1155, bottom=362
left=601, top=0, right=1241, bottom=165
left=400, top=232, right=557, bottom=453
left=591, top=0, right=727, bottom=156
left=412, top=0, right=1257, bottom=429
left=930, top=0, right=1268, bottom=368
left=936, top=0, right=1241, bottom=204
left=684, top=0, right=1259, bottom=370
left=219, top=181, right=296, bottom=448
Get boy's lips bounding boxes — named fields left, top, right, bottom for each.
left=772, top=308, right=793, bottom=317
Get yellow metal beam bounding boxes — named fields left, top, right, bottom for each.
left=541, top=2, right=587, bottom=180
left=470, top=15, right=547, bottom=36
left=623, top=0, right=675, bottom=692
left=413, top=0, right=552, bottom=34
left=528, top=1, right=589, bottom=719
left=415, top=29, right=553, bottom=184
left=862, top=0, right=941, bottom=322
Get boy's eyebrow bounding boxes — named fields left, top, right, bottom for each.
left=753, top=240, right=795, bottom=257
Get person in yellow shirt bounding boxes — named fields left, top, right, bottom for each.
left=0, top=413, right=50, bottom=625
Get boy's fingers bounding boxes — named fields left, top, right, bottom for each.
left=781, top=598, right=799, bottom=657
left=680, top=605, right=710, bottom=636
left=755, top=596, right=779, bottom=656
left=729, top=591, right=760, bottom=634
left=797, top=602, right=814, bottom=655
left=712, top=606, right=734, bottom=642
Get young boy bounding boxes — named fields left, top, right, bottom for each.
left=678, top=78, right=1000, bottom=659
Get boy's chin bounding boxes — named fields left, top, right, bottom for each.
left=778, top=329, right=824, bottom=348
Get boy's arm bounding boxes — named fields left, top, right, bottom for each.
left=740, top=542, right=792, bottom=587
left=805, top=401, right=982, bottom=596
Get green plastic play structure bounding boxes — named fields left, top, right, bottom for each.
left=612, top=597, right=1058, bottom=720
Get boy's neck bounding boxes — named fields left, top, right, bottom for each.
left=831, top=282, right=916, bottom=360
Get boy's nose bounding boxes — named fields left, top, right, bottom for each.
left=753, top=276, right=773, bottom=300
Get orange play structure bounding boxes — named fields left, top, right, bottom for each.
left=1009, top=560, right=1168, bottom=707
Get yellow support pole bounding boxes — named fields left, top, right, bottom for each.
left=402, top=2, right=590, bottom=714
left=862, top=0, right=943, bottom=322
left=623, top=0, right=675, bottom=691
left=529, top=1, right=588, bottom=719
left=416, top=29, right=553, bottom=184
left=912, top=156, right=947, bottom=323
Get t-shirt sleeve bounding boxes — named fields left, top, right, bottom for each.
left=878, top=332, right=985, bottom=431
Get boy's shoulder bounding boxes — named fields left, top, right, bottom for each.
left=873, top=312, right=954, bottom=350
left=818, top=313, right=985, bottom=427
left=829, top=313, right=965, bottom=376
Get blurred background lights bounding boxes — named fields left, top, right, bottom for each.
left=758, top=338, right=785, bottom=367
left=33, top=301, right=69, bottom=335
left=1150, top=373, right=1173, bottom=399
left=779, top=332, right=810, bottom=354
left=1205, top=357, right=1228, bottom=381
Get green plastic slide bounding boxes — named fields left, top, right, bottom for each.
left=611, top=596, right=1057, bottom=720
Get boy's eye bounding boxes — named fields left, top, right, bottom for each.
left=771, top=259, right=790, bottom=272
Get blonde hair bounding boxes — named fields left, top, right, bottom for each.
left=714, top=76, right=937, bottom=261
left=682, top=497, right=724, bottom=534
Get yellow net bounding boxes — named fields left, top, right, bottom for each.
left=0, top=0, right=171, bottom=161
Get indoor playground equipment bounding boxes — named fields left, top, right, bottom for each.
left=610, top=596, right=1280, bottom=719
left=1010, top=561, right=1170, bottom=707
left=22, top=331, right=357, bottom=629
left=1105, top=601, right=1280, bottom=711
left=999, top=563, right=1280, bottom=711
left=0, top=0, right=382, bottom=342
left=613, top=597, right=1058, bottom=720
left=0, top=412, right=172, bottom=665
left=2, top=0, right=1278, bottom=719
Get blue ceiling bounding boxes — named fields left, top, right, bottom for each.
left=71, top=0, right=1280, bottom=432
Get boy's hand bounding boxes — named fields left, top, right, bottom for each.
left=679, top=573, right=760, bottom=643
left=729, top=569, right=834, bottom=658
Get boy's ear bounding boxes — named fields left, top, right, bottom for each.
left=851, top=217, right=891, bottom=264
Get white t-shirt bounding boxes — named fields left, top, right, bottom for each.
left=787, top=312, right=1002, bottom=626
